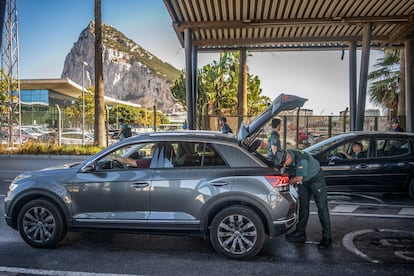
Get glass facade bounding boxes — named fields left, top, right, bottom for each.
left=21, top=89, right=76, bottom=128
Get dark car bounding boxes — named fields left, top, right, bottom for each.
left=4, top=94, right=307, bottom=259
left=304, top=131, right=414, bottom=199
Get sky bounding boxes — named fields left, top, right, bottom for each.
left=16, top=0, right=383, bottom=115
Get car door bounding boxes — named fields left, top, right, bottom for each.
left=69, top=142, right=154, bottom=227
left=148, top=141, right=234, bottom=230
left=369, top=136, right=414, bottom=192
left=318, top=138, right=374, bottom=191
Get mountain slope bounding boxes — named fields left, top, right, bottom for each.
left=61, top=21, right=182, bottom=112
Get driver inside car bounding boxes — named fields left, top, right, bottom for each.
left=350, top=141, right=365, bottom=158
left=112, top=144, right=156, bottom=168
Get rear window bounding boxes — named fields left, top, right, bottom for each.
left=215, top=144, right=263, bottom=167
left=375, top=138, right=410, bottom=157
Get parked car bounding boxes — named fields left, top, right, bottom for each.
left=60, top=131, right=94, bottom=145
left=304, top=131, right=414, bottom=199
left=4, top=94, right=307, bottom=259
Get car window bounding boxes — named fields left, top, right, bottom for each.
left=175, top=142, right=226, bottom=167
left=376, top=138, right=410, bottom=157
left=324, top=139, right=370, bottom=160
left=96, top=142, right=157, bottom=170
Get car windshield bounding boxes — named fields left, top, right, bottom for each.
left=305, top=135, right=351, bottom=154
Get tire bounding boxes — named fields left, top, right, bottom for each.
left=409, top=178, right=414, bottom=200
left=209, top=206, right=265, bottom=260
left=17, top=199, right=67, bottom=248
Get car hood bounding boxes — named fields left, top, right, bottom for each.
left=237, top=93, right=307, bottom=142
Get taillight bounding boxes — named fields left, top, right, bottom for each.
left=265, top=174, right=290, bottom=188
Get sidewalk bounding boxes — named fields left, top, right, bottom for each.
left=0, top=154, right=90, bottom=160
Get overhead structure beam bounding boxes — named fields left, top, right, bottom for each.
left=193, top=36, right=388, bottom=48
left=175, top=15, right=412, bottom=31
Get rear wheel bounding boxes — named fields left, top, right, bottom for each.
left=210, top=206, right=265, bottom=260
left=17, top=199, right=67, bottom=248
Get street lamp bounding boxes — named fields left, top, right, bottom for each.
left=81, top=61, right=88, bottom=145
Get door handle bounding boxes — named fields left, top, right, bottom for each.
left=131, top=183, right=149, bottom=188
left=355, top=164, right=369, bottom=169
left=210, top=181, right=229, bottom=187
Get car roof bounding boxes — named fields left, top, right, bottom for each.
left=124, top=130, right=238, bottom=143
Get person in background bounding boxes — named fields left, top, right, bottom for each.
left=391, top=118, right=404, bottom=132
left=116, top=118, right=126, bottom=141
left=267, top=118, right=282, bottom=164
left=219, top=116, right=232, bottom=134
left=276, top=149, right=332, bottom=248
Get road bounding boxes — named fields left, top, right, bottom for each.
left=0, top=155, right=413, bottom=275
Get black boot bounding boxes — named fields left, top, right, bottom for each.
left=318, top=238, right=332, bottom=248
left=286, top=231, right=306, bottom=243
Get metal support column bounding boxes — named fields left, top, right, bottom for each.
left=238, top=48, right=248, bottom=127
left=0, top=0, right=6, bottom=47
left=405, top=39, right=414, bottom=133
left=184, top=28, right=195, bottom=130
left=349, top=41, right=357, bottom=131
left=192, top=45, right=197, bottom=129
left=356, top=23, right=372, bottom=131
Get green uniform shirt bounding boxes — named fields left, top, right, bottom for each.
left=286, top=150, right=320, bottom=182
left=267, top=130, right=281, bottom=161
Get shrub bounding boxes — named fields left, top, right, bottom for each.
left=0, top=142, right=103, bottom=155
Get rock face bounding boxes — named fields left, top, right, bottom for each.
left=61, top=22, right=182, bottom=112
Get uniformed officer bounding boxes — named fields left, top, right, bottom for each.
left=276, top=149, right=332, bottom=247
left=267, top=118, right=282, bottom=163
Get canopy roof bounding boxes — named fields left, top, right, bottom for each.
left=164, top=0, right=414, bottom=51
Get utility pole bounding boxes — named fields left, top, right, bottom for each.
left=0, top=0, right=20, bottom=149
left=94, top=0, right=106, bottom=147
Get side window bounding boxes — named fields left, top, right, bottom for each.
left=96, top=142, right=157, bottom=170
left=175, top=142, right=226, bottom=167
left=202, top=143, right=226, bottom=166
left=324, top=139, right=369, bottom=160
left=152, top=142, right=176, bottom=168
left=378, top=139, right=410, bottom=157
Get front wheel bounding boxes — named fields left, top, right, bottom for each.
left=210, top=206, right=265, bottom=260
left=17, top=199, right=67, bottom=248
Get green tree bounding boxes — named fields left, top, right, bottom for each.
left=64, top=88, right=95, bottom=130
left=171, top=51, right=269, bottom=129
left=368, top=49, right=400, bottom=117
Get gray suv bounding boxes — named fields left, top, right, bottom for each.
left=4, top=94, right=307, bottom=259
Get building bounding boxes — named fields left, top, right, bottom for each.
left=19, top=78, right=141, bottom=128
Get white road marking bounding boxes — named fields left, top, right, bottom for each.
left=0, top=266, right=144, bottom=276
left=394, top=250, right=414, bottom=261
left=342, top=229, right=414, bottom=264
left=398, top=207, right=414, bottom=216
left=310, top=211, right=414, bottom=219
left=343, top=229, right=382, bottom=264
left=330, top=204, right=359, bottom=213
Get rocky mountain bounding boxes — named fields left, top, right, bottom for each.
left=61, top=21, right=182, bottom=112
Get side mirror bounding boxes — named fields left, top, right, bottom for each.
left=80, top=161, right=96, bottom=173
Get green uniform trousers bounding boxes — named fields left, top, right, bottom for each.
left=296, top=170, right=331, bottom=240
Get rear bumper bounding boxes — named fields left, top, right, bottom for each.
left=270, top=214, right=297, bottom=236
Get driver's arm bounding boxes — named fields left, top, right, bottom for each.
left=112, top=157, right=137, bottom=167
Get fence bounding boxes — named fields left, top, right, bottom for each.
left=210, top=115, right=392, bottom=149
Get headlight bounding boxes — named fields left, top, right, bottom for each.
left=14, top=173, right=31, bottom=181
left=9, top=183, right=19, bottom=192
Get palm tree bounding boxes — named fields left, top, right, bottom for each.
left=368, top=49, right=401, bottom=118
